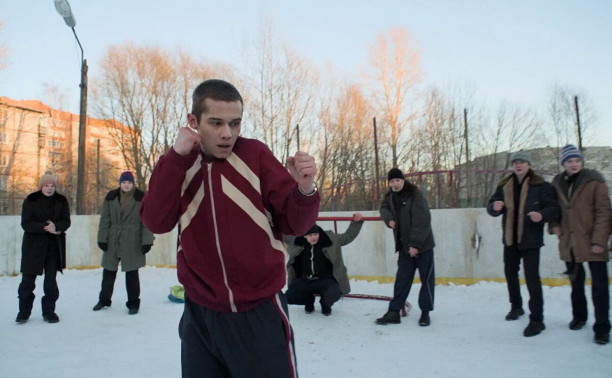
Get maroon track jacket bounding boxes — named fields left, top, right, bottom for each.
left=140, top=137, right=320, bottom=312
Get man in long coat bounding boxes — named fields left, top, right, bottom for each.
left=550, top=145, right=611, bottom=345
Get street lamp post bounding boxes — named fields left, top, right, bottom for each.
left=54, top=0, right=88, bottom=214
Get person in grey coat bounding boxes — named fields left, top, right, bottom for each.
left=93, top=170, right=154, bottom=314
left=376, top=168, right=436, bottom=327
left=285, top=213, right=364, bottom=316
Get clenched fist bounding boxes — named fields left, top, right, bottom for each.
left=173, top=126, right=201, bottom=156
left=287, top=151, right=317, bottom=194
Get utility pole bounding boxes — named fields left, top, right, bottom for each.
left=55, top=0, right=88, bottom=214
left=373, top=117, right=381, bottom=204
left=464, top=108, right=471, bottom=208
left=574, top=96, right=583, bottom=151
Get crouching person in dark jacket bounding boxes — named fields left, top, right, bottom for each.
left=487, top=150, right=559, bottom=337
left=549, top=145, right=611, bottom=345
left=376, top=168, right=436, bottom=327
left=93, top=170, right=154, bottom=315
left=285, top=213, right=364, bottom=316
left=16, top=171, right=71, bottom=324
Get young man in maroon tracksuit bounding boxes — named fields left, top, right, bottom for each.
left=140, top=79, right=320, bottom=377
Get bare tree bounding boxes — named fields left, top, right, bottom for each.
left=93, top=43, right=232, bottom=189
left=315, top=82, right=375, bottom=210
left=366, top=27, right=422, bottom=168
left=0, top=20, right=9, bottom=71
left=243, top=18, right=317, bottom=163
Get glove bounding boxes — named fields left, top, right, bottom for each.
left=142, top=245, right=152, bottom=254
left=98, top=242, right=108, bottom=251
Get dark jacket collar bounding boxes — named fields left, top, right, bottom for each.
left=385, top=180, right=417, bottom=198
left=105, top=187, right=145, bottom=201
left=26, top=191, right=64, bottom=201
left=498, top=169, right=544, bottom=187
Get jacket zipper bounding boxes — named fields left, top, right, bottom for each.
left=207, top=163, right=237, bottom=312
left=310, top=248, right=315, bottom=277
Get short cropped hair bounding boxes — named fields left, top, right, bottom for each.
left=191, top=79, right=244, bottom=122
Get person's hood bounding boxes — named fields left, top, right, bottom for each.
left=292, top=225, right=333, bottom=248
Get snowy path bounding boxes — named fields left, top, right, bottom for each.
left=1, top=267, right=610, bottom=377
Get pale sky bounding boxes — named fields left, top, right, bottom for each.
left=1, top=0, right=611, bottom=145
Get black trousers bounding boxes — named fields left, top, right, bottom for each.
left=504, top=246, right=543, bottom=321
left=388, top=249, right=435, bottom=312
left=18, top=244, right=60, bottom=316
left=180, top=293, right=297, bottom=378
left=98, top=269, right=140, bottom=309
left=285, top=277, right=342, bottom=309
left=567, top=261, right=610, bottom=334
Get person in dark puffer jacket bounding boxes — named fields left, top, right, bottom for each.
left=376, top=168, right=436, bottom=327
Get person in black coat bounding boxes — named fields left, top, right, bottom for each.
left=376, top=168, right=436, bottom=327
left=16, top=171, right=71, bottom=324
left=486, top=150, right=559, bottom=337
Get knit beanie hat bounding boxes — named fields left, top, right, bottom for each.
left=510, top=150, right=532, bottom=165
left=119, top=170, right=135, bottom=184
left=387, top=168, right=405, bottom=181
left=560, top=144, right=583, bottom=166
left=38, top=170, right=58, bottom=190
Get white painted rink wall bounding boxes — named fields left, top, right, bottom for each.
left=0, top=209, right=570, bottom=279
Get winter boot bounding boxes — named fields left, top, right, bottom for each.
left=505, top=307, right=525, bottom=321
left=376, top=310, right=401, bottom=325
left=569, top=319, right=586, bottom=330
left=305, top=297, right=315, bottom=314
left=304, top=303, right=315, bottom=314
left=321, top=304, right=332, bottom=316
left=15, top=312, right=30, bottom=324
left=523, top=321, right=545, bottom=337
left=43, top=312, right=60, bottom=323
left=92, top=301, right=111, bottom=311
left=418, top=311, right=431, bottom=326
left=128, top=308, right=139, bottom=315
left=594, top=333, right=609, bottom=345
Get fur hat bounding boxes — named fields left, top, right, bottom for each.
left=119, top=170, right=135, bottom=184
left=38, top=170, right=58, bottom=190
left=510, top=150, right=532, bottom=165
left=387, top=168, right=405, bottom=181
left=560, top=144, right=583, bottom=166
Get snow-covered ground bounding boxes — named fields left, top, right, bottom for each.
left=1, top=267, right=610, bottom=377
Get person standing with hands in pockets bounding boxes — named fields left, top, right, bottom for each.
left=140, top=79, right=319, bottom=378
left=487, top=150, right=559, bottom=337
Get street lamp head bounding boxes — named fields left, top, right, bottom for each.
left=54, top=0, right=76, bottom=28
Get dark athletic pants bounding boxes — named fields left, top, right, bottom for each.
left=18, top=243, right=60, bottom=316
left=180, top=293, right=297, bottom=378
left=567, top=261, right=610, bottom=334
left=285, top=276, right=342, bottom=309
left=98, top=268, right=140, bottom=309
left=504, top=246, right=543, bottom=322
left=388, top=249, right=435, bottom=312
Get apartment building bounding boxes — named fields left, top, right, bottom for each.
left=0, top=96, right=132, bottom=214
